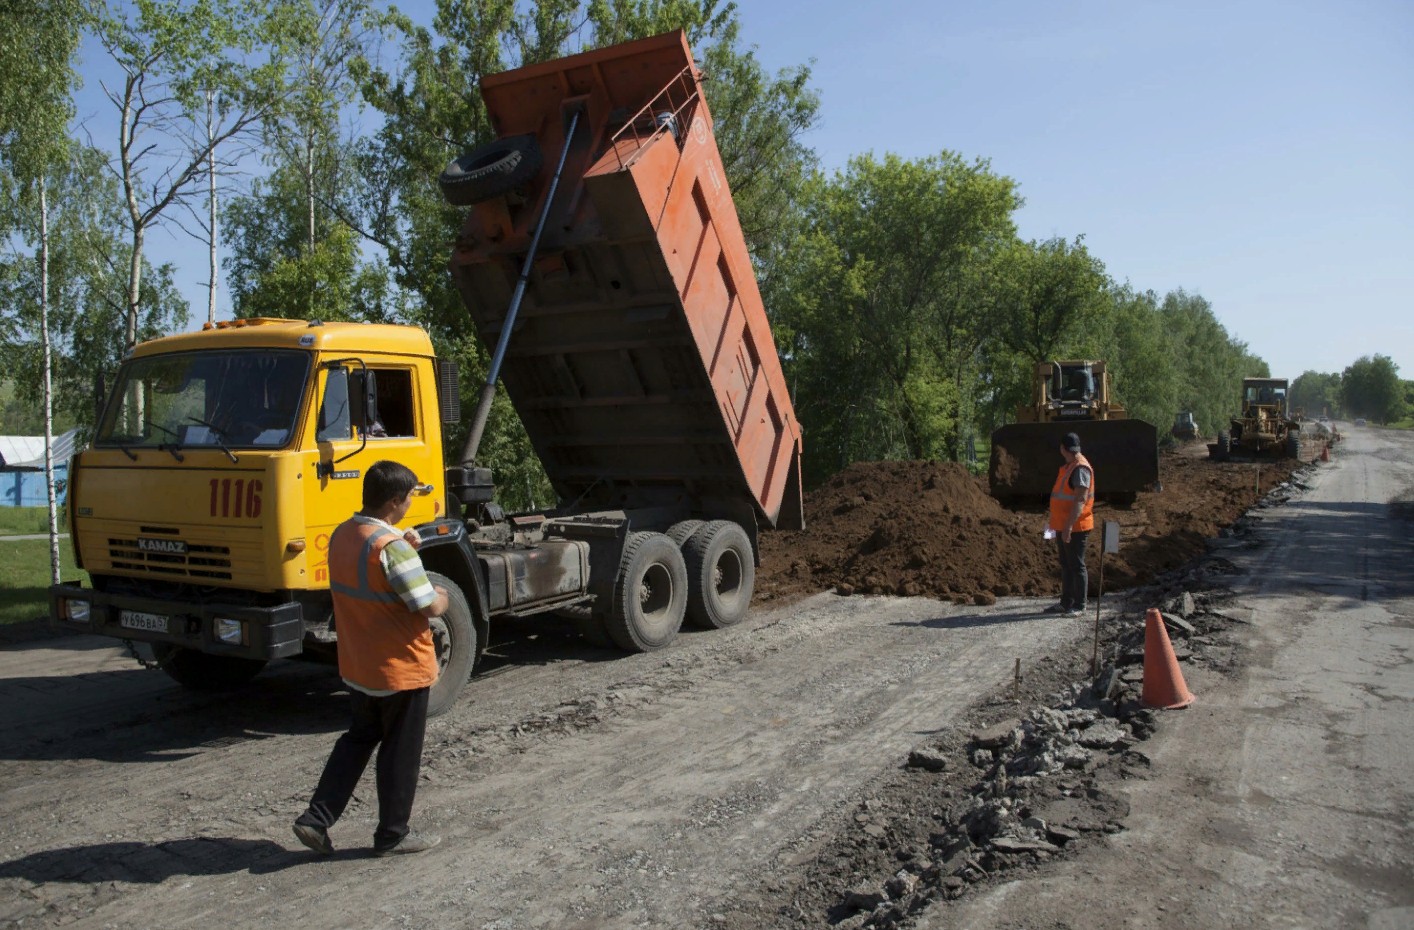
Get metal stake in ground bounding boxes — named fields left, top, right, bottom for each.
left=1091, top=520, right=1121, bottom=676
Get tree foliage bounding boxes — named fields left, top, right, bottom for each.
left=1341, top=355, right=1404, bottom=425
left=772, top=152, right=1018, bottom=482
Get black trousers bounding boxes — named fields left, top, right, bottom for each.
left=299, top=686, right=429, bottom=849
left=1055, top=531, right=1091, bottom=609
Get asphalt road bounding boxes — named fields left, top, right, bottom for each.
left=928, top=422, right=1414, bottom=929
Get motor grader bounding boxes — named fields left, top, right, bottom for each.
left=989, top=360, right=1159, bottom=505
left=1211, top=377, right=1303, bottom=460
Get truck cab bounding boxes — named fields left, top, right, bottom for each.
left=51, top=319, right=459, bottom=694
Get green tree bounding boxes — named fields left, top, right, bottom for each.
left=1341, top=355, right=1404, bottom=424
left=1089, top=285, right=1180, bottom=435
left=1158, top=289, right=1265, bottom=441
left=224, top=161, right=393, bottom=321
left=1290, top=370, right=1342, bottom=419
left=771, top=152, right=1019, bottom=481
left=91, top=0, right=288, bottom=350
left=1, top=0, right=85, bottom=581
left=2, top=149, right=189, bottom=436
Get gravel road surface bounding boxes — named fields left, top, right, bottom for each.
left=0, top=424, right=1407, bottom=930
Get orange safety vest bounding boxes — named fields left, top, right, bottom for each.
left=328, top=519, right=438, bottom=692
left=1048, top=453, right=1095, bottom=533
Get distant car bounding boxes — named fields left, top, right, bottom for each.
left=1355, top=418, right=1367, bottom=426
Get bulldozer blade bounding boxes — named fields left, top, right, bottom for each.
left=989, top=420, right=1160, bottom=500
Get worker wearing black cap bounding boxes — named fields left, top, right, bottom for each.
left=1045, top=432, right=1094, bottom=616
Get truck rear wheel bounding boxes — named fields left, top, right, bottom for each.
left=606, top=532, right=687, bottom=652
left=666, top=520, right=704, bottom=547
left=151, top=644, right=266, bottom=691
left=684, top=520, right=755, bottom=629
left=425, top=572, right=477, bottom=718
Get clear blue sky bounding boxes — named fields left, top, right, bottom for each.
left=736, top=0, right=1413, bottom=380
left=85, top=0, right=1412, bottom=381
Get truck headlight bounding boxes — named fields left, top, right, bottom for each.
left=214, top=617, right=244, bottom=645
left=65, top=599, right=91, bottom=623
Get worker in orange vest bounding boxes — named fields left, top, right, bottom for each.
left=1044, top=432, right=1094, bottom=617
left=293, top=460, right=449, bottom=857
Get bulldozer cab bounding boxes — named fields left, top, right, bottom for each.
left=1241, top=378, right=1289, bottom=418
left=1056, top=365, right=1094, bottom=403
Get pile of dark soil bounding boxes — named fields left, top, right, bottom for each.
left=755, top=448, right=1300, bottom=606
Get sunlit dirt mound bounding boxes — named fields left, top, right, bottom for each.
left=755, top=449, right=1302, bottom=606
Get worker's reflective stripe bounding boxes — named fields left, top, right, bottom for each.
left=356, top=528, right=400, bottom=596
left=329, top=579, right=404, bottom=604
left=327, top=527, right=403, bottom=604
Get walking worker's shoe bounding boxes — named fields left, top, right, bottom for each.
left=375, top=832, right=441, bottom=856
left=1043, top=603, right=1071, bottom=615
left=292, top=821, right=334, bottom=856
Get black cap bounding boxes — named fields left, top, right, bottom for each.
left=1061, top=432, right=1082, bottom=452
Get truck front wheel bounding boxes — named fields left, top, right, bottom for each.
left=606, top=532, right=687, bottom=652
left=151, top=644, right=266, bottom=690
left=425, top=572, right=477, bottom=718
left=684, top=521, right=755, bottom=630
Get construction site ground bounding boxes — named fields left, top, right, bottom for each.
left=0, top=425, right=1409, bottom=930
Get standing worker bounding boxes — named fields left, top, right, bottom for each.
left=1045, top=432, right=1094, bottom=616
left=293, top=460, right=449, bottom=856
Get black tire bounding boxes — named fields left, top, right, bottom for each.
left=151, top=644, right=266, bottom=691
left=666, top=520, right=705, bottom=547
left=1217, top=430, right=1231, bottom=459
left=438, top=135, right=543, bottom=206
left=425, top=572, right=477, bottom=718
left=605, top=532, right=687, bottom=652
left=683, top=520, right=755, bottom=630
left=1285, top=433, right=1301, bottom=459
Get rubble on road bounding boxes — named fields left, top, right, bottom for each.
left=738, top=470, right=1319, bottom=930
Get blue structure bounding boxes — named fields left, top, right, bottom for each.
left=0, top=429, right=78, bottom=508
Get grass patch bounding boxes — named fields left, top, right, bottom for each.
left=0, top=506, right=66, bottom=537
left=0, top=535, right=86, bottom=625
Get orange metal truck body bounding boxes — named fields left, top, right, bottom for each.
left=449, top=31, right=803, bottom=530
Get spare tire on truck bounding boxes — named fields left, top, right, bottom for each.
left=439, top=135, right=543, bottom=206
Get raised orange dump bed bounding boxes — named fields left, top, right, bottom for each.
left=448, top=31, right=803, bottom=530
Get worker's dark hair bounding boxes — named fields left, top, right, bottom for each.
left=1061, top=432, right=1082, bottom=452
left=363, top=460, right=419, bottom=510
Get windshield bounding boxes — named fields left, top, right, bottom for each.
left=1243, top=383, right=1286, bottom=406
left=97, top=350, right=311, bottom=450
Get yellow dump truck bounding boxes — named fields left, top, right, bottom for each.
left=49, top=32, right=803, bottom=716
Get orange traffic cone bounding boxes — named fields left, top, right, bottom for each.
left=1320, top=443, right=1330, bottom=462
left=1141, top=608, right=1195, bottom=709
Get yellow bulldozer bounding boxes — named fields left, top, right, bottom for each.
left=989, top=360, right=1160, bottom=505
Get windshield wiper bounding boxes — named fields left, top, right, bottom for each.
left=145, top=420, right=185, bottom=462
left=186, top=416, right=239, bottom=463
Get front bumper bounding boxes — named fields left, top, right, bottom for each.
left=49, top=583, right=305, bottom=661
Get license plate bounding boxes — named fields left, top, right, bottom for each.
left=120, top=610, right=168, bottom=633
